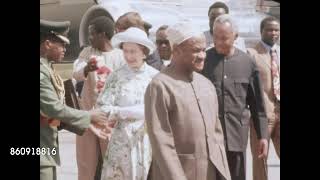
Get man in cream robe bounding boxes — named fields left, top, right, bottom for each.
left=145, top=23, right=231, bottom=180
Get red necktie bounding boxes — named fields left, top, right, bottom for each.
left=270, top=49, right=280, bottom=101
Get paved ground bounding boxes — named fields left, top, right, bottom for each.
left=57, top=130, right=280, bottom=180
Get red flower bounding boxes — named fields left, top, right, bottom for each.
left=89, top=57, right=97, bottom=66
left=96, top=66, right=112, bottom=75
left=96, top=80, right=105, bottom=90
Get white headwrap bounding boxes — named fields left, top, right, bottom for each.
left=166, top=22, right=202, bottom=46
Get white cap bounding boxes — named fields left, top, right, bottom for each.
left=166, top=22, right=202, bottom=46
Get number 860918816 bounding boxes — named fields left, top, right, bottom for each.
left=10, top=147, right=56, bottom=156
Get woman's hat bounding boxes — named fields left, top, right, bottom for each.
left=111, top=27, right=155, bottom=55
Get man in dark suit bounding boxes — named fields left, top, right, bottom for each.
left=201, top=14, right=268, bottom=180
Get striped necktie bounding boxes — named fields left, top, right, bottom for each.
left=270, top=49, right=280, bottom=101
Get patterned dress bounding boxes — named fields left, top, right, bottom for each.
left=96, top=62, right=158, bottom=180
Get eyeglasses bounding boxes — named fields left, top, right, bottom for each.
left=156, top=39, right=170, bottom=45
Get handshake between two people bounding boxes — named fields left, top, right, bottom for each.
left=88, top=109, right=117, bottom=140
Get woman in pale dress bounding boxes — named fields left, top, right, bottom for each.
left=96, top=27, right=159, bottom=180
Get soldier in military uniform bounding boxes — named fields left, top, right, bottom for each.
left=40, top=19, right=110, bottom=180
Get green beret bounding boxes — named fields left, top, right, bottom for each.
left=40, top=19, right=71, bottom=44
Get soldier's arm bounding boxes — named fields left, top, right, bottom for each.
left=40, top=71, right=90, bottom=132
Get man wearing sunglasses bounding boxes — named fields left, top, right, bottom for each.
left=146, top=25, right=172, bottom=71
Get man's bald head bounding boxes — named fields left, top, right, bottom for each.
left=212, top=15, right=237, bottom=56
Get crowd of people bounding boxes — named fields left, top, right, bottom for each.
left=40, top=1, right=280, bottom=180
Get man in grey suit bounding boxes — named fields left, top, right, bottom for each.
left=201, top=14, right=268, bottom=180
